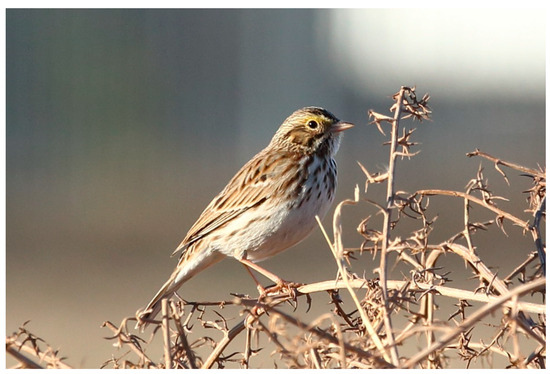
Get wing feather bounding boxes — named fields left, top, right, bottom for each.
left=171, top=149, right=290, bottom=258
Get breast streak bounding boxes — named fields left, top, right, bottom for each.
left=232, top=154, right=337, bottom=262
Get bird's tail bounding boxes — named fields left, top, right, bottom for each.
left=135, top=250, right=225, bottom=330
left=135, top=275, right=180, bottom=330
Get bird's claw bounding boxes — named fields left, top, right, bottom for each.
left=263, top=280, right=303, bottom=301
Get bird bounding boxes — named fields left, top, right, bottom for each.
left=136, top=106, right=353, bottom=328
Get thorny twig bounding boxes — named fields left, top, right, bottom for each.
left=402, top=277, right=546, bottom=368
left=316, top=193, right=390, bottom=363
left=6, top=322, right=72, bottom=369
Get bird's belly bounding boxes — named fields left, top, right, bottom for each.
left=219, top=184, right=334, bottom=262
left=211, top=154, right=337, bottom=262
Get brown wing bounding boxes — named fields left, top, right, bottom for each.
left=171, top=149, right=292, bottom=258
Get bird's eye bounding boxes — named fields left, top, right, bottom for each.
left=307, top=120, right=319, bottom=129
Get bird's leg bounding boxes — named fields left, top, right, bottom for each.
left=238, top=258, right=302, bottom=298
left=239, top=258, right=286, bottom=287
left=241, top=263, right=268, bottom=297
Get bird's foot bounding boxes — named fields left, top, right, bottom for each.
left=263, top=280, right=304, bottom=300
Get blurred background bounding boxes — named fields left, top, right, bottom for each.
left=6, top=8, right=545, bottom=368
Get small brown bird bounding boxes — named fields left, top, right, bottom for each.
left=137, top=107, right=353, bottom=327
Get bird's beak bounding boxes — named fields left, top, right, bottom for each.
left=330, top=121, right=354, bottom=133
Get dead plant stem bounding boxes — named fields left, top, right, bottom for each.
left=379, top=85, right=406, bottom=366
left=316, top=213, right=391, bottom=363
left=402, top=277, right=546, bottom=368
left=161, top=299, right=172, bottom=369
left=417, top=189, right=529, bottom=229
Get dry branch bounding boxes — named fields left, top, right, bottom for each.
left=402, top=277, right=546, bottom=368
